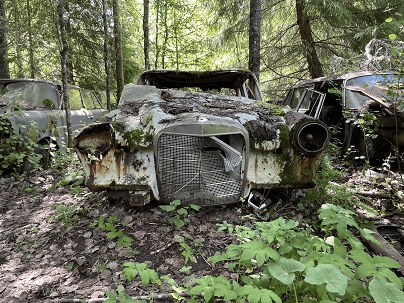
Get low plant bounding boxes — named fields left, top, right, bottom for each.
left=50, top=203, right=83, bottom=226
left=91, top=215, right=134, bottom=248
left=159, top=200, right=201, bottom=228
left=0, top=108, right=44, bottom=178
left=191, top=207, right=404, bottom=303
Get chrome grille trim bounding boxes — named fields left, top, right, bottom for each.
left=157, top=133, right=244, bottom=205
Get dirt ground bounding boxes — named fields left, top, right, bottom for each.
left=1, top=164, right=403, bottom=302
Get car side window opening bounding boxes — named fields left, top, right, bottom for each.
left=69, top=88, right=84, bottom=110
left=284, top=85, right=314, bottom=109
left=92, top=93, right=102, bottom=109
left=82, top=90, right=98, bottom=109
left=296, top=89, right=325, bottom=119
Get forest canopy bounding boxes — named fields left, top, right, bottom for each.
left=0, top=0, right=403, bottom=101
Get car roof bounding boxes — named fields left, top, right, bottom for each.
left=290, top=70, right=399, bottom=88
left=137, top=69, right=257, bottom=91
left=0, top=78, right=81, bottom=90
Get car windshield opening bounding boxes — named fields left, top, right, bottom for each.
left=345, top=74, right=403, bottom=109
left=0, top=81, right=59, bottom=108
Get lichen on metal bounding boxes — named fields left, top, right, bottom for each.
left=74, top=69, right=331, bottom=206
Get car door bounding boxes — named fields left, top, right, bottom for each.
left=295, top=89, right=326, bottom=119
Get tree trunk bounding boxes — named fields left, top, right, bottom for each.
left=174, top=12, right=179, bottom=70
left=143, top=0, right=150, bottom=71
left=113, top=0, right=124, bottom=102
left=161, top=0, right=168, bottom=69
left=57, top=0, right=73, bottom=148
left=102, top=0, right=111, bottom=111
left=27, top=0, right=36, bottom=78
left=154, top=2, right=160, bottom=69
left=14, top=1, right=24, bottom=78
left=0, top=0, right=9, bottom=79
left=249, top=0, right=261, bottom=82
left=64, top=1, right=74, bottom=84
left=295, top=0, right=324, bottom=79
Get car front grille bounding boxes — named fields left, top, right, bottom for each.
left=157, top=133, right=243, bottom=206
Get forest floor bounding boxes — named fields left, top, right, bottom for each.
left=0, top=161, right=404, bottom=302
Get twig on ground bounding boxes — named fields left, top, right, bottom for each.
left=150, top=241, right=174, bottom=255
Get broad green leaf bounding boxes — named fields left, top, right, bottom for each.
left=318, top=253, right=355, bottom=278
left=106, top=230, right=118, bottom=239
left=246, top=288, right=281, bottom=303
left=172, top=200, right=181, bottom=206
left=369, top=277, right=404, bottom=303
left=360, top=228, right=383, bottom=249
left=386, top=17, right=393, bottom=22
left=122, top=268, right=138, bottom=281
left=347, top=279, right=371, bottom=300
left=173, top=217, right=185, bottom=228
left=373, top=255, right=401, bottom=268
left=136, top=263, right=147, bottom=271
left=190, top=204, right=201, bottom=211
left=159, top=205, right=175, bottom=212
left=204, top=287, right=214, bottom=302
left=267, top=257, right=306, bottom=285
left=177, top=208, right=187, bottom=215
left=305, top=264, right=347, bottom=295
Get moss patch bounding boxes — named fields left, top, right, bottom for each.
left=256, top=101, right=286, bottom=116
left=42, top=98, right=55, bottom=109
left=273, top=152, right=300, bottom=184
left=27, top=126, right=39, bottom=142
left=277, top=124, right=290, bottom=151
left=120, top=127, right=154, bottom=149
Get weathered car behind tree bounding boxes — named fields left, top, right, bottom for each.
left=74, top=69, right=331, bottom=206
left=0, top=78, right=108, bottom=170
left=283, top=71, right=404, bottom=165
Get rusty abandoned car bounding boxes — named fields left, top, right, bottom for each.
left=74, top=69, right=331, bottom=206
left=0, top=79, right=109, bottom=168
left=283, top=71, right=404, bottom=165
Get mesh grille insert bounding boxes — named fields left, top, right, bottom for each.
left=157, top=134, right=243, bottom=206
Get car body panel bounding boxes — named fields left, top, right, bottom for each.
left=75, top=69, right=331, bottom=206
left=0, top=78, right=108, bottom=150
left=283, top=71, right=404, bottom=162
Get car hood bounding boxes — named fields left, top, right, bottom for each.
left=99, top=84, right=291, bottom=149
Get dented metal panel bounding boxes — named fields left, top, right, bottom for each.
left=74, top=69, right=331, bottom=206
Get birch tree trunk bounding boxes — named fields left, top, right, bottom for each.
left=102, top=0, right=111, bottom=111
left=113, top=0, right=124, bottom=101
left=57, top=0, right=73, bottom=148
left=249, top=0, right=261, bottom=82
left=143, top=0, right=150, bottom=71
left=0, top=0, right=10, bottom=79
left=296, top=0, right=324, bottom=79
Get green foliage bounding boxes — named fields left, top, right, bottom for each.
left=91, top=215, right=134, bottom=248
left=159, top=200, right=201, bottom=228
left=50, top=203, right=82, bottom=226
left=0, top=110, right=43, bottom=178
left=178, top=237, right=196, bottom=265
left=122, top=262, right=162, bottom=286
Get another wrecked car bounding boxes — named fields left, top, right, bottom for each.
left=0, top=78, right=108, bottom=167
left=283, top=71, right=404, bottom=164
left=74, top=69, right=331, bottom=206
